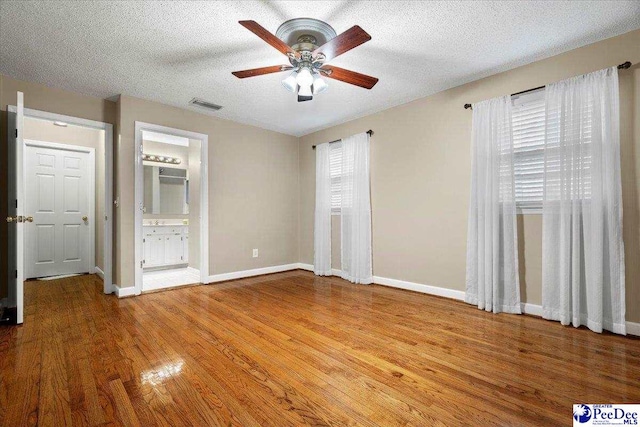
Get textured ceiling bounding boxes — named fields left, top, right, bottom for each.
left=1, top=1, right=639, bottom=136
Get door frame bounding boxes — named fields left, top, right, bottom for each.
left=23, top=139, right=96, bottom=279
left=8, top=106, right=114, bottom=294
left=133, top=121, right=209, bottom=295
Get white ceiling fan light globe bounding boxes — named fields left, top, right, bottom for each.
left=282, top=71, right=298, bottom=92
left=296, top=67, right=314, bottom=87
left=313, top=75, right=328, bottom=94
left=298, top=83, right=313, bottom=97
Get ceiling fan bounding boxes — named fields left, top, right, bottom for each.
left=232, top=18, right=378, bottom=102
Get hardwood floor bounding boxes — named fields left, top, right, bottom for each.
left=1, top=271, right=639, bottom=426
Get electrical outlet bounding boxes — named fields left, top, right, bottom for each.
left=252, top=249, right=258, bottom=258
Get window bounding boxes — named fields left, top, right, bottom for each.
left=512, top=89, right=546, bottom=213
left=329, top=141, right=342, bottom=214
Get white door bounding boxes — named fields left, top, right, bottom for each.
left=24, top=143, right=94, bottom=279
left=7, top=92, right=25, bottom=324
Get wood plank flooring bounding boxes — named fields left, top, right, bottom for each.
left=1, top=271, right=639, bottom=426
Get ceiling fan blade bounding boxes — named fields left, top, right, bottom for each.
left=239, top=20, right=296, bottom=57
left=313, top=25, right=371, bottom=62
left=321, top=66, right=378, bottom=89
left=232, top=65, right=292, bottom=78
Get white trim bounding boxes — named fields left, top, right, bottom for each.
left=10, top=106, right=114, bottom=295
left=627, top=322, right=640, bottom=337
left=521, top=302, right=544, bottom=317
left=113, top=285, right=135, bottom=298
left=95, top=266, right=105, bottom=280
left=298, top=263, right=314, bottom=271
left=297, top=263, right=639, bottom=336
left=373, top=275, right=466, bottom=301
left=134, top=122, right=209, bottom=294
left=208, top=263, right=300, bottom=283
left=24, top=139, right=96, bottom=279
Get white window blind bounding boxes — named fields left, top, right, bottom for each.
left=512, top=90, right=546, bottom=212
left=329, top=141, right=342, bottom=213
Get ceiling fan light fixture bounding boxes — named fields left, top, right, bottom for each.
left=312, top=75, right=328, bottom=94
left=282, top=71, right=298, bottom=92
left=298, top=83, right=313, bottom=97
left=296, top=67, right=314, bottom=87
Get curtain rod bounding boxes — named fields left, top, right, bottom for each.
left=463, top=61, right=632, bottom=110
left=312, top=129, right=374, bottom=149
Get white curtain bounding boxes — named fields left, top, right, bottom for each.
left=542, top=67, right=626, bottom=334
left=340, top=132, right=373, bottom=284
left=465, top=96, right=521, bottom=314
left=314, top=142, right=332, bottom=275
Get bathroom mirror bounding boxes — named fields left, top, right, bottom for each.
left=143, top=165, right=189, bottom=214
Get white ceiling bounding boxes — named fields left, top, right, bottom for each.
left=1, top=1, right=639, bottom=137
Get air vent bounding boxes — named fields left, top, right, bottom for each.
left=189, top=98, right=223, bottom=111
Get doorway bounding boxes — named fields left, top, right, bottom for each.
left=6, top=94, right=113, bottom=324
left=134, top=122, right=209, bottom=294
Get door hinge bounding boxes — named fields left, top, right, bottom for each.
left=15, top=199, right=18, bottom=208
left=143, top=238, right=145, bottom=243
left=15, top=270, right=18, bottom=279
left=181, top=237, right=183, bottom=241
left=15, top=129, right=18, bottom=138
left=140, top=261, right=143, bottom=268
left=180, top=256, right=183, bottom=260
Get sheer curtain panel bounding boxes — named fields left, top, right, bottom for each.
left=542, top=67, right=626, bottom=334
left=314, top=142, right=332, bottom=276
left=465, top=96, right=521, bottom=314
left=340, top=132, right=373, bottom=284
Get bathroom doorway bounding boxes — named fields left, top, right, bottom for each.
left=134, top=123, right=208, bottom=293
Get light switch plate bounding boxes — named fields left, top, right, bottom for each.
left=252, top=249, right=258, bottom=258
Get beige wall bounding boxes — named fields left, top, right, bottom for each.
left=0, top=75, right=117, bottom=298
left=116, top=95, right=299, bottom=288
left=299, top=29, right=640, bottom=322
left=23, top=117, right=106, bottom=271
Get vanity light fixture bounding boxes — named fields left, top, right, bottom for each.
left=142, top=153, right=181, bottom=164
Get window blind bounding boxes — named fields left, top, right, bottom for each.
left=512, top=91, right=546, bottom=211
left=329, top=141, right=342, bottom=213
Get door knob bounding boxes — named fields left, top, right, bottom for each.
left=82, top=216, right=88, bottom=222
left=24, top=216, right=33, bottom=223
left=6, top=216, right=23, bottom=223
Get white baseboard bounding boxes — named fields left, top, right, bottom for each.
left=373, top=275, right=466, bottom=301
left=627, top=321, right=640, bottom=336
left=208, top=263, right=301, bottom=283
left=296, top=263, right=639, bottom=337
left=521, top=302, right=543, bottom=317
left=113, top=285, right=135, bottom=298
left=95, top=266, right=105, bottom=280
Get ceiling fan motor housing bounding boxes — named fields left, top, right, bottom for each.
left=276, top=18, right=337, bottom=54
